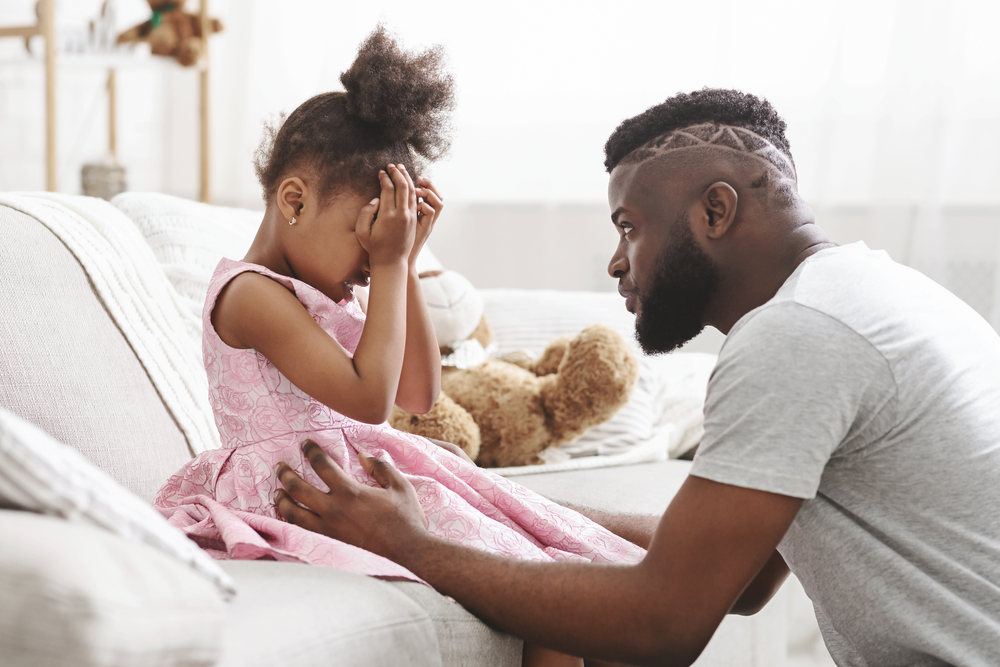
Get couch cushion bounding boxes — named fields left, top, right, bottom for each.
left=0, top=205, right=191, bottom=502
left=514, top=460, right=692, bottom=515
left=0, top=510, right=225, bottom=667
left=389, top=581, right=523, bottom=667
left=217, top=560, right=443, bottom=667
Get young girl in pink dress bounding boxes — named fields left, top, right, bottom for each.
left=155, top=26, right=643, bottom=667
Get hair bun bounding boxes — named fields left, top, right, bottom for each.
left=340, top=25, right=455, bottom=160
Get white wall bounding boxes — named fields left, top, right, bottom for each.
left=2, top=0, right=999, bottom=206
left=1, top=0, right=999, bottom=331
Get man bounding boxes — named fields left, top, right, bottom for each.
left=273, top=89, right=1000, bottom=666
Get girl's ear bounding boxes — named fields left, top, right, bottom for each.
left=276, top=177, right=308, bottom=223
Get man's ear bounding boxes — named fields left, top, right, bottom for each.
left=697, top=181, right=738, bottom=240
left=276, top=177, right=307, bottom=223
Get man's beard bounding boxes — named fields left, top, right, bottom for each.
left=634, top=213, right=721, bottom=355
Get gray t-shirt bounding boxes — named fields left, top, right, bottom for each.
left=690, top=242, right=1000, bottom=667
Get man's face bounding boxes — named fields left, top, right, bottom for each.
left=607, top=163, right=721, bottom=354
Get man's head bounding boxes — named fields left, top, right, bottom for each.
left=605, top=89, right=812, bottom=353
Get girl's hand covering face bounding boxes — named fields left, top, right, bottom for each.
left=411, top=176, right=443, bottom=268
left=355, top=164, right=418, bottom=267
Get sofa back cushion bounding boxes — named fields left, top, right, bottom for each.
left=0, top=206, right=191, bottom=502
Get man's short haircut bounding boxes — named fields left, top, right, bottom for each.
left=604, top=88, right=794, bottom=174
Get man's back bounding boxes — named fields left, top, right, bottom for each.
left=692, top=242, right=1000, bottom=666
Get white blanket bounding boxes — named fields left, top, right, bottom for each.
left=0, top=193, right=220, bottom=457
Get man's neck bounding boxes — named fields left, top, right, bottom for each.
left=707, top=219, right=834, bottom=335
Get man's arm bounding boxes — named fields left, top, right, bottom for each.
left=562, top=502, right=791, bottom=616
left=729, top=549, right=791, bottom=615
left=275, top=443, right=801, bottom=666
left=559, top=503, right=660, bottom=550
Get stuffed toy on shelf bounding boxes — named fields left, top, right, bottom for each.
left=116, top=0, right=223, bottom=67
left=390, top=269, right=638, bottom=468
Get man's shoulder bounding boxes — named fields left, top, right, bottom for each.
left=773, top=242, right=911, bottom=315
left=730, top=242, right=978, bottom=350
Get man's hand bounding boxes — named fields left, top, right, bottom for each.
left=274, top=441, right=428, bottom=560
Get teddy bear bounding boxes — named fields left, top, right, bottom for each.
left=389, top=269, right=638, bottom=467
left=117, top=0, right=223, bottom=67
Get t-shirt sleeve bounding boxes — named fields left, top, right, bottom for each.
left=690, top=302, right=895, bottom=499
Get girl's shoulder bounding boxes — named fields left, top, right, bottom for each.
left=204, top=258, right=365, bottom=336
left=207, top=258, right=295, bottom=306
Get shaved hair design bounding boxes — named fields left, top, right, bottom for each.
left=605, top=88, right=794, bottom=172
left=619, top=122, right=798, bottom=183
left=605, top=90, right=800, bottom=202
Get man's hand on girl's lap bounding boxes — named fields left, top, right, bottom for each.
left=274, top=441, right=430, bottom=561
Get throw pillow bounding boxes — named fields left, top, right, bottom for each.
left=0, top=408, right=236, bottom=599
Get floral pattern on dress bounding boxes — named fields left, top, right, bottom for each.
left=155, top=258, right=645, bottom=582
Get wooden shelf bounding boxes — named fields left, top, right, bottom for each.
left=0, top=49, right=207, bottom=71
left=0, top=0, right=214, bottom=202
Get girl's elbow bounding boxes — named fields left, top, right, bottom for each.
left=397, top=387, right=440, bottom=415
left=368, top=402, right=396, bottom=424
left=412, top=390, right=439, bottom=415
left=351, top=395, right=395, bottom=424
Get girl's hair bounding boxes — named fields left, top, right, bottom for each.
left=253, top=25, right=455, bottom=205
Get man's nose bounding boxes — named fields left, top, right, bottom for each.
left=608, top=250, right=628, bottom=278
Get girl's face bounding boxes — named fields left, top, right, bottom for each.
left=287, top=190, right=372, bottom=304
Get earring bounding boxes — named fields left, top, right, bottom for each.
left=288, top=217, right=297, bottom=226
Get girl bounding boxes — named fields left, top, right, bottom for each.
left=154, top=26, right=643, bottom=667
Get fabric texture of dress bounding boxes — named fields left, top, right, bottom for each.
left=155, top=259, right=645, bottom=581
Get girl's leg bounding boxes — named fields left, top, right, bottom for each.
left=522, top=643, right=583, bottom=667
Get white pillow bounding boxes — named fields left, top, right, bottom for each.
left=0, top=408, right=236, bottom=599
left=481, top=289, right=715, bottom=459
left=0, top=510, right=225, bottom=667
left=111, top=192, right=260, bottom=324
left=112, top=191, right=445, bottom=342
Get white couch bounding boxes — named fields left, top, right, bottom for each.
left=0, top=192, right=789, bottom=667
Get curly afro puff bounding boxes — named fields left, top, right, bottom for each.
left=253, top=24, right=455, bottom=205
left=604, top=88, right=792, bottom=173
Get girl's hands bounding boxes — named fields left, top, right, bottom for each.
left=411, top=177, right=444, bottom=268
left=356, top=164, right=418, bottom=267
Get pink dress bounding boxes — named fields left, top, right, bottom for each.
left=155, top=259, right=645, bottom=581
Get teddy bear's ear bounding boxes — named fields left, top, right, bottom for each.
left=531, top=336, right=571, bottom=376
left=542, top=324, right=638, bottom=444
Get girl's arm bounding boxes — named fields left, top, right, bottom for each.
left=394, top=175, right=444, bottom=414
left=214, top=165, right=417, bottom=425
